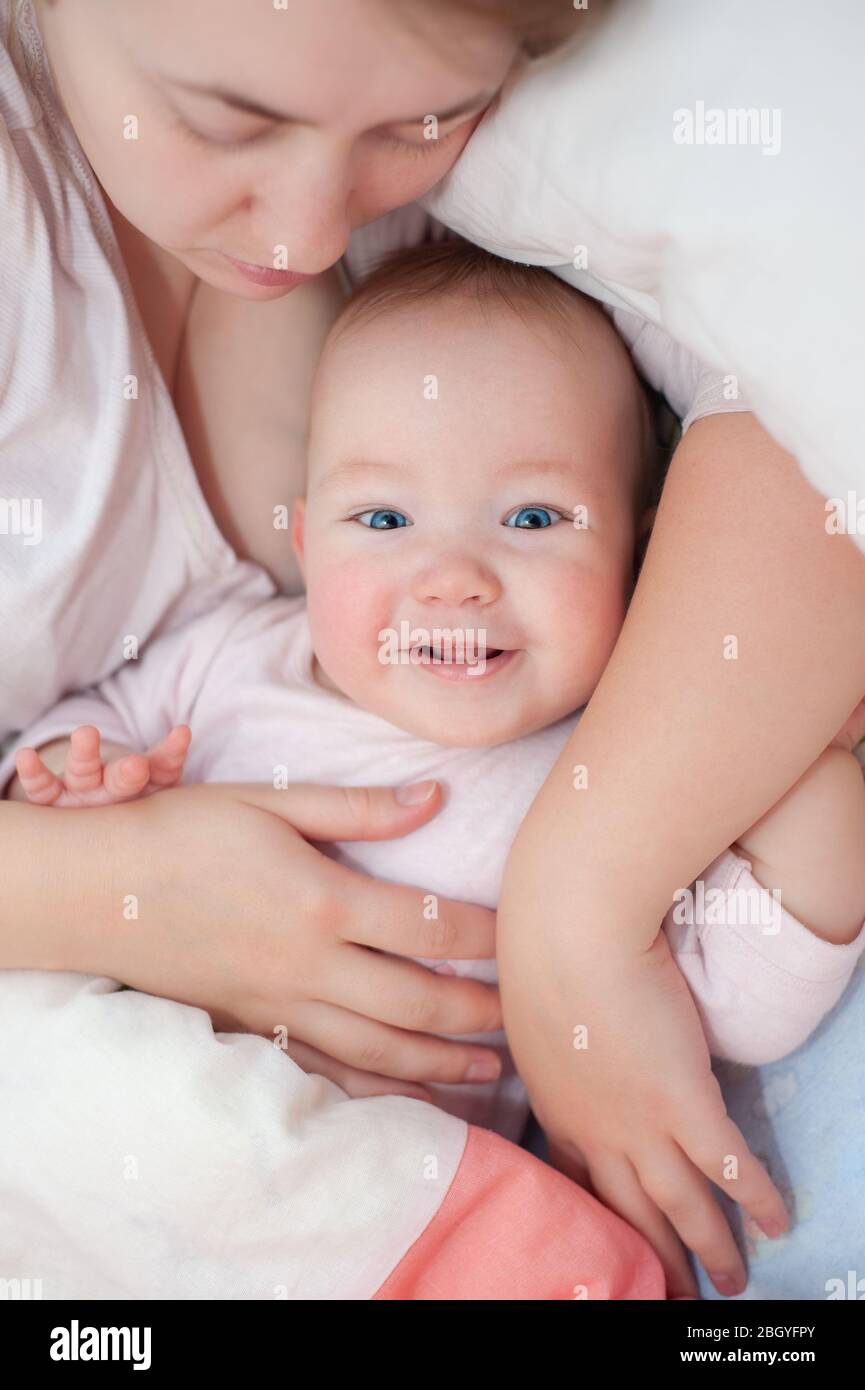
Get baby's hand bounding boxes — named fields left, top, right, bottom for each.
left=15, top=725, right=191, bottom=808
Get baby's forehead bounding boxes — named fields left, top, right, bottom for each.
left=313, top=286, right=627, bottom=417
left=306, top=282, right=647, bottom=495
left=326, top=279, right=610, bottom=354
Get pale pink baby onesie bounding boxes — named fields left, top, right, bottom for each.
left=5, top=586, right=864, bottom=1140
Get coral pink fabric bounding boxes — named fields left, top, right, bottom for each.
left=374, top=1125, right=667, bottom=1301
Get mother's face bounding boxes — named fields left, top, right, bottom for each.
left=33, top=0, right=519, bottom=294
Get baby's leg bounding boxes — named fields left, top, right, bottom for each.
left=664, top=841, right=865, bottom=1066
left=734, top=744, right=865, bottom=946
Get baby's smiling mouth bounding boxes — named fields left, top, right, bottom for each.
left=413, top=643, right=504, bottom=665
left=407, top=642, right=518, bottom=683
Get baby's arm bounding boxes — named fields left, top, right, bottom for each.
left=8, top=725, right=191, bottom=808
left=667, top=718, right=865, bottom=1064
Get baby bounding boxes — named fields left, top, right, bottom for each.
left=10, top=240, right=865, bottom=1143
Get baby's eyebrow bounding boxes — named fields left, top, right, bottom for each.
left=316, top=457, right=588, bottom=492
left=316, top=459, right=411, bottom=491
left=493, top=458, right=581, bottom=482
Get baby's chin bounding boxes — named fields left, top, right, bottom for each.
left=426, top=712, right=585, bottom=749
left=313, top=653, right=588, bottom=748
left=361, top=693, right=580, bottom=750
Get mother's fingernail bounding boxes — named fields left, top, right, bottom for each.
left=759, top=1218, right=787, bottom=1239
left=711, top=1273, right=744, bottom=1297
left=465, top=1058, right=500, bottom=1082
left=395, top=780, right=436, bottom=805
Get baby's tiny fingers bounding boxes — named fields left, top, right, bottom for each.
left=15, top=747, right=64, bottom=806
left=146, top=725, right=191, bottom=787
left=102, top=753, right=151, bottom=801
left=63, top=725, right=106, bottom=793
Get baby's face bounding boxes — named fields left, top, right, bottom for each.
left=296, top=292, right=647, bottom=747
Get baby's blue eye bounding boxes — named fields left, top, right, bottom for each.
left=356, top=509, right=411, bottom=530
left=504, top=506, right=562, bottom=530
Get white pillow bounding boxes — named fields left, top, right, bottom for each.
left=422, top=0, right=865, bottom=544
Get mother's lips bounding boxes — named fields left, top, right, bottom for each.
left=220, top=253, right=312, bottom=288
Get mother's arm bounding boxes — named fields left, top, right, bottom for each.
left=498, top=412, right=865, bottom=1294
left=0, top=780, right=504, bottom=1094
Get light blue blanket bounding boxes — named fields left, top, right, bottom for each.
left=695, top=958, right=865, bottom=1301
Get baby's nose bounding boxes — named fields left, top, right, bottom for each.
left=411, top=555, right=502, bottom=607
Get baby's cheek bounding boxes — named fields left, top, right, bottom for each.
left=549, top=565, right=629, bottom=690
left=306, top=557, right=394, bottom=683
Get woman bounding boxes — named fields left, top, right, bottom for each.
left=1, top=0, right=541, bottom=1097
left=1, top=0, right=858, bottom=1298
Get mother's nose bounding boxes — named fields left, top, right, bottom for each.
left=253, top=137, right=353, bottom=273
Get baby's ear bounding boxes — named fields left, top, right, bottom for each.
left=291, top=497, right=307, bottom=574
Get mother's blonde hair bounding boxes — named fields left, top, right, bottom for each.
left=394, top=0, right=612, bottom=59
left=22, top=0, right=608, bottom=60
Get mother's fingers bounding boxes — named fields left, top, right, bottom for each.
left=234, top=779, right=445, bottom=842
left=326, top=943, right=502, bottom=1037
left=546, top=1135, right=592, bottom=1190
left=276, top=1036, right=434, bottom=1103
left=636, top=1145, right=747, bottom=1296
left=585, top=1149, right=699, bottom=1300
left=690, top=1112, right=790, bottom=1239
left=333, top=865, right=498, bottom=961
left=288, top=1000, right=502, bottom=1086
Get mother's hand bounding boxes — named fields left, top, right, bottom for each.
left=498, top=905, right=786, bottom=1299
left=3, top=780, right=501, bottom=1101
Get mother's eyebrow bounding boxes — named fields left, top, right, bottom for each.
left=168, top=79, right=494, bottom=127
